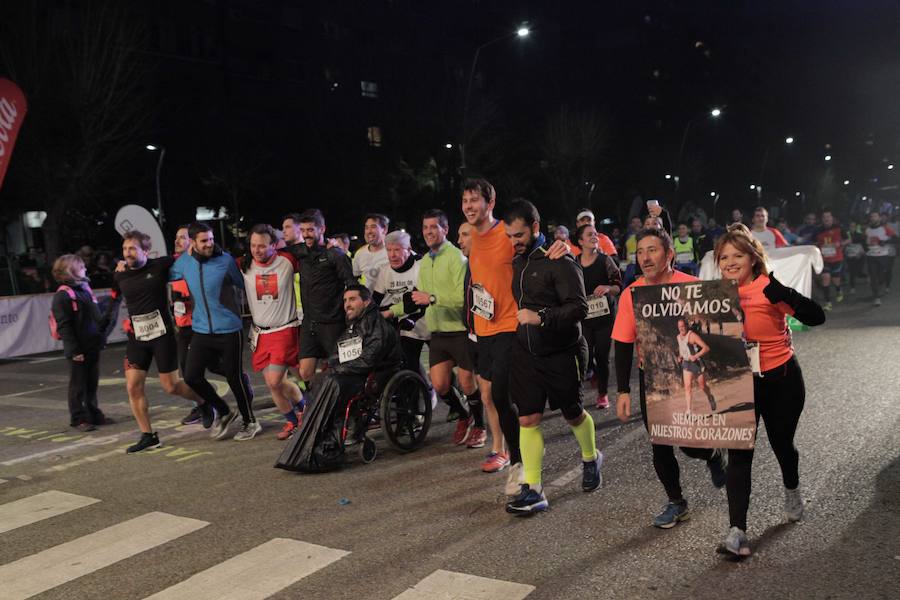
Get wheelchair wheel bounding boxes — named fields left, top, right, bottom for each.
left=380, top=370, right=431, bottom=452
left=358, top=437, right=377, bottom=463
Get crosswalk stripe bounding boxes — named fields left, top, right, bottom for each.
left=144, top=538, right=349, bottom=599
left=0, top=479, right=7, bottom=484
left=0, top=511, right=208, bottom=600
left=391, top=570, right=535, bottom=600
left=0, top=490, right=100, bottom=535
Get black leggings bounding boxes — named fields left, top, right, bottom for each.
left=868, top=255, right=892, bottom=298
left=400, top=336, right=427, bottom=382
left=585, top=322, right=613, bottom=393
left=726, top=356, right=805, bottom=530
left=67, top=351, right=102, bottom=425
left=184, top=331, right=255, bottom=423
left=639, top=371, right=716, bottom=501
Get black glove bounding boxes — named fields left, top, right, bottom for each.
left=399, top=318, right=416, bottom=331
left=402, top=291, right=418, bottom=315
left=762, top=272, right=792, bottom=304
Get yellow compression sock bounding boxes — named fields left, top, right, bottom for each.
left=519, top=424, right=545, bottom=487
left=570, top=411, right=598, bottom=461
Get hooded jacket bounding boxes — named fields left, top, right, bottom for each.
left=169, top=246, right=245, bottom=334
left=512, top=234, right=588, bottom=356
left=331, top=302, right=403, bottom=376
left=51, top=280, right=106, bottom=358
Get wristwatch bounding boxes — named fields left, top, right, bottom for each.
left=429, top=294, right=437, bottom=305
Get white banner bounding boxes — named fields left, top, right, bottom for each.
left=699, top=245, right=823, bottom=297
left=0, top=289, right=128, bottom=359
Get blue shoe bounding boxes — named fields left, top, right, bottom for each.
left=653, top=501, right=690, bottom=528
left=582, top=451, right=603, bottom=492
left=707, top=449, right=728, bottom=489
left=505, top=485, right=549, bottom=516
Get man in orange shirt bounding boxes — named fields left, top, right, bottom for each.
left=612, top=228, right=727, bottom=529
left=463, top=179, right=568, bottom=492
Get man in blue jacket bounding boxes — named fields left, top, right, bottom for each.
left=170, top=222, right=259, bottom=441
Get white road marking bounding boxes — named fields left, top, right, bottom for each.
left=0, top=512, right=208, bottom=600
left=0, top=490, right=100, bottom=534
left=0, top=478, right=7, bottom=484
left=392, top=570, right=535, bottom=600
left=143, top=538, right=349, bottom=600
left=1, top=435, right=122, bottom=466
left=0, top=385, right=68, bottom=400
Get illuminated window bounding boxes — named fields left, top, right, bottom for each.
left=361, top=81, right=379, bottom=98
left=367, top=126, right=382, bottom=147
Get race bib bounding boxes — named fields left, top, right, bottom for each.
left=845, top=243, right=863, bottom=258
left=471, top=284, right=495, bottom=321
left=586, top=294, right=610, bottom=319
left=132, top=310, right=167, bottom=342
left=248, top=325, right=261, bottom=352
left=821, top=246, right=837, bottom=258
left=745, top=342, right=761, bottom=375
left=675, top=252, right=694, bottom=264
left=338, top=336, right=363, bottom=363
left=173, top=301, right=187, bottom=317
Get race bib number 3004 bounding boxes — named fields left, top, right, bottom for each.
left=338, top=336, right=363, bottom=363
left=132, top=310, right=167, bottom=342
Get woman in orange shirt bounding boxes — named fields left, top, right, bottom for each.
left=715, top=224, right=825, bottom=557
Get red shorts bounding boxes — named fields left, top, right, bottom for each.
left=252, top=326, right=300, bottom=371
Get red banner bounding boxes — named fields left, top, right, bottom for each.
left=0, top=78, right=28, bottom=191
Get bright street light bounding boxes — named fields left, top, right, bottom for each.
left=795, top=191, right=801, bottom=196
left=843, top=179, right=850, bottom=185
left=444, top=143, right=453, bottom=149
left=710, top=108, right=722, bottom=118
left=665, top=174, right=672, bottom=180
left=517, top=27, right=530, bottom=37
left=889, top=164, right=895, bottom=170
left=749, top=184, right=756, bottom=190
left=824, top=154, right=832, bottom=161
left=785, top=136, right=794, bottom=144
left=709, top=191, right=717, bottom=197
left=145, top=144, right=158, bottom=151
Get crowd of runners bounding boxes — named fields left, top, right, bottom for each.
left=52, top=177, right=894, bottom=556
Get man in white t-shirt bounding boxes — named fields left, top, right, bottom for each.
left=372, top=230, right=430, bottom=380
left=241, top=223, right=305, bottom=440
left=750, top=207, right=788, bottom=252
left=865, top=211, right=896, bottom=306
left=352, top=213, right=390, bottom=289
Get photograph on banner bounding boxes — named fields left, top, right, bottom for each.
left=632, top=279, right=755, bottom=450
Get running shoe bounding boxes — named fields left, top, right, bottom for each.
left=465, top=427, right=487, bottom=449
left=181, top=405, right=203, bottom=425
left=233, top=420, right=262, bottom=441
left=200, top=404, right=215, bottom=429
left=127, top=432, right=161, bottom=454
left=582, top=451, right=603, bottom=492
left=784, top=486, right=804, bottom=522
left=707, top=448, right=728, bottom=488
left=505, top=462, right=524, bottom=495
left=74, top=421, right=96, bottom=432
left=276, top=421, right=297, bottom=441
left=835, top=292, right=844, bottom=303
left=452, top=417, right=472, bottom=445
left=723, top=526, right=751, bottom=556
left=653, top=501, right=690, bottom=529
left=481, top=451, right=509, bottom=473
left=211, top=411, right=238, bottom=440
left=595, top=393, right=609, bottom=409
left=823, top=301, right=833, bottom=311
left=505, top=485, right=549, bottom=516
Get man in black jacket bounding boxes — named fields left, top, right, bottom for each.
left=503, top=200, right=603, bottom=516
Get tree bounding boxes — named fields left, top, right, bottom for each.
left=0, top=1, right=151, bottom=258
left=540, top=106, right=611, bottom=220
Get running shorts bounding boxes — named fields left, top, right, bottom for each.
left=125, top=333, right=179, bottom=374
left=253, top=326, right=300, bottom=371
left=428, top=331, right=474, bottom=371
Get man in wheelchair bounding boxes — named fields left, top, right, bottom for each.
left=275, top=284, right=404, bottom=472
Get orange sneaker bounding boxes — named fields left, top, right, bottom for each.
left=481, top=451, right=510, bottom=473
left=276, top=421, right=296, bottom=440
left=452, top=417, right=472, bottom=445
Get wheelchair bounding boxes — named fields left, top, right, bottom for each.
left=341, top=367, right=432, bottom=464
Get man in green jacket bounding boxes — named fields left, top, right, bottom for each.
left=407, top=209, right=486, bottom=448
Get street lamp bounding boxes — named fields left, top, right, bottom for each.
left=824, top=154, right=832, bottom=161
left=785, top=136, right=794, bottom=145
left=145, top=144, right=166, bottom=228
left=843, top=179, right=850, bottom=185
left=665, top=173, right=672, bottom=180
left=758, top=135, right=796, bottom=201
left=749, top=184, right=756, bottom=190
left=444, top=143, right=453, bottom=149
left=460, top=24, right=532, bottom=176
left=675, top=108, right=724, bottom=194
left=889, top=164, right=895, bottom=170
left=710, top=107, right=722, bottom=118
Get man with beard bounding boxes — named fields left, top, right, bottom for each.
left=352, top=213, right=390, bottom=289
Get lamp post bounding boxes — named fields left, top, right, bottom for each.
left=460, top=25, right=530, bottom=177
left=675, top=107, right=722, bottom=198
left=145, top=144, right=166, bottom=228
left=758, top=135, right=794, bottom=202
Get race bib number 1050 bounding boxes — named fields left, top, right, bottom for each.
left=338, top=336, right=363, bottom=363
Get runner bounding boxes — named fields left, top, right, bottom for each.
left=844, top=219, right=867, bottom=294
left=612, top=227, right=728, bottom=528
left=240, top=224, right=304, bottom=441
left=715, top=224, right=825, bottom=556
left=464, top=179, right=569, bottom=494
left=503, top=200, right=602, bottom=516
left=673, top=223, right=699, bottom=275
left=576, top=223, right=622, bottom=409
left=411, top=209, right=484, bottom=447
left=287, top=209, right=358, bottom=383
left=574, top=208, right=618, bottom=257
left=352, top=213, right=389, bottom=289
left=675, top=318, right=716, bottom=413
left=281, top=213, right=305, bottom=323
left=170, top=222, right=258, bottom=441
left=112, top=230, right=209, bottom=453
left=864, top=211, right=896, bottom=307
left=815, top=209, right=848, bottom=310
left=749, top=207, right=788, bottom=252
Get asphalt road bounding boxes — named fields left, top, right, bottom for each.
left=0, top=288, right=897, bottom=599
